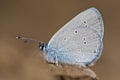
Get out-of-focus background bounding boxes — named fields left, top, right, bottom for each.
left=0, top=0, right=120, bottom=80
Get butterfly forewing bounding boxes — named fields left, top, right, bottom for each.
left=48, top=8, right=104, bottom=45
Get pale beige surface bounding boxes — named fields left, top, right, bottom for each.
left=0, top=0, right=120, bottom=80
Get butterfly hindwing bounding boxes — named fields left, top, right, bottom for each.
left=47, top=27, right=102, bottom=66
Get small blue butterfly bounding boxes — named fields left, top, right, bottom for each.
left=16, top=7, right=104, bottom=68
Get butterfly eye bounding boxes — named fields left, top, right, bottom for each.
left=39, top=45, right=42, bottom=50
left=39, top=43, right=44, bottom=51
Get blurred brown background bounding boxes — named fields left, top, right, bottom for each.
left=0, top=0, right=120, bottom=80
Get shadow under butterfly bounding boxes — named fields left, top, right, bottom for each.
left=16, top=7, right=104, bottom=79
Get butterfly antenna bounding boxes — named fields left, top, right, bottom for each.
left=16, top=36, right=43, bottom=44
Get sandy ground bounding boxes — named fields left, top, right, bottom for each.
left=0, top=0, right=120, bottom=80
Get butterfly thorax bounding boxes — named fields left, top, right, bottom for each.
left=39, top=43, right=55, bottom=63
left=42, top=45, right=58, bottom=63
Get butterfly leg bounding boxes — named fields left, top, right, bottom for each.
left=54, top=53, right=58, bottom=66
left=77, top=63, right=87, bottom=68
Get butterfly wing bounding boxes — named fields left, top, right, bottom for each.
left=49, top=7, right=104, bottom=43
left=47, top=7, right=104, bottom=66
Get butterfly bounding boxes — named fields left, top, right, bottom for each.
left=16, top=7, right=104, bottom=68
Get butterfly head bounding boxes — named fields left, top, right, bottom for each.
left=39, top=43, right=47, bottom=51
